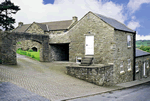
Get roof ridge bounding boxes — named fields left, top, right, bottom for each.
left=40, top=19, right=72, bottom=24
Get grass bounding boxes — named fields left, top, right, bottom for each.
left=16, top=49, right=40, bottom=61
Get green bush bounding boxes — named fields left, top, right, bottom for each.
left=17, top=48, right=22, bottom=50
left=31, top=55, right=35, bottom=58
left=27, top=53, right=31, bottom=57
left=139, top=45, right=150, bottom=52
left=28, top=49, right=33, bottom=52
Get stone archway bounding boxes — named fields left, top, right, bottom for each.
left=0, top=32, right=51, bottom=65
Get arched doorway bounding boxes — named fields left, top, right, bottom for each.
left=31, top=47, right=37, bottom=52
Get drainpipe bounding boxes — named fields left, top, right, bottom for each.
left=133, top=31, right=136, bottom=80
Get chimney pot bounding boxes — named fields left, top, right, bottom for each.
left=72, top=16, right=78, bottom=23
left=18, top=22, right=23, bottom=27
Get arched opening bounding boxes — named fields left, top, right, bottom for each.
left=32, top=47, right=38, bottom=52
left=50, top=43, right=69, bottom=61
left=0, top=32, right=50, bottom=65
left=16, top=40, right=41, bottom=61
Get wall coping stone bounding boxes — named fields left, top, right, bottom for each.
left=66, top=63, right=113, bottom=68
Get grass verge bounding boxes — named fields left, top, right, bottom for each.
left=16, top=49, right=40, bottom=61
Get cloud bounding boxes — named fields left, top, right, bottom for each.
left=0, top=0, right=126, bottom=27
left=136, top=33, right=150, bottom=40
left=127, top=20, right=140, bottom=30
left=127, top=0, right=150, bottom=13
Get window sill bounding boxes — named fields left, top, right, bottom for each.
left=136, top=70, right=139, bottom=73
left=120, top=71, right=125, bottom=75
left=127, top=46, right=131, bottom=49
left=128, top=68, right=132, bottom=72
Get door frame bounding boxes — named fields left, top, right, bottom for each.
left=85, top=35, right=94, bottom=55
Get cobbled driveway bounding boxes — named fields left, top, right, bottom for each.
left=0, top=54, right=113, bottom=101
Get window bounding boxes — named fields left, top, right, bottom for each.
left=127, top=35, right=131, bottom=47
left=57, top=32, right=61, bottom=34
left=127, top=59, right=131, bottom=71
left=143, top=62, right=146, bottom=76
left=76, top=57, right=82, bottom=64
left=147, top=61, right=149, bottom=68
left=136, top=62, right=139, bottom=72
left=120, top=61, right=124, bottom=74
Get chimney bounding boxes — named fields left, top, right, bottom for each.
left=18, top=22, right=23, bottom=27
left=72, top=16, right=78, bottom=23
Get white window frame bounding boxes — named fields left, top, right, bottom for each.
left=76, top=57, right=82, bottom=64
left=127, top=35, right=131, bottom=47
left=136, top=62, right=139, bottom=73
left=147, top=61, right=149, bottom=68
left=127, top=59, right=132, bottom=71
left=143, top=62, right=146, bottom=76
left=120, top=61, right=124, bottom=74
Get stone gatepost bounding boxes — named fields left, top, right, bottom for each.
left=40, top=36, right=52, bottom=62
left=1, top=32, right=17, bottom=65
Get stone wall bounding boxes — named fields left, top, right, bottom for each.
left=0, top=31, right=51, bottom=65
left=46, top=30, right=66, bottom=35
left=26, top=22, right=45, bottom=34
left=113, top=30, right=134, bottom=84
left=0, top=33, right=2, bottom=63
left=135, top=55, right=150, bottom=80
left=17, top=22, right=45, bottom=51
left=66, top=65, right=114, bottom=86
left=17, top=40, right=41, bottom=51
left=67, top=12, right=114, bottom=64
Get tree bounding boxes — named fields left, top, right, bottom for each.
left=0, top=0, right=20, bottom=31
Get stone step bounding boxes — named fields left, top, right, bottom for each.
left=80, top=56, right=93, bottom=66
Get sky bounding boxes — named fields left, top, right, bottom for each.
left=0, top=0, right=150, bottom=40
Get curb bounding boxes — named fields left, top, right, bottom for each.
left=62, top=80, right=150, bottom=101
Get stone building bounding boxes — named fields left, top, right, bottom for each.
left=13, top=16, right=78, bottom=51
left=12, top=11, right=150, bottom=85
left=135, top=49, right=150, bottom=80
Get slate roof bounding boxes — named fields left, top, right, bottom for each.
left=14, top=20, right=72, bottom=32
left=13, top=24, right=31, bottom=33
left=41, top=20, right=72, bottom=31
left=95, top=13, right=135, bottom=33
left=136, top=48, right=150, bottom=57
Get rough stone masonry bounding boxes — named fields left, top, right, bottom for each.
left=0, top=31, right=51, bottom=65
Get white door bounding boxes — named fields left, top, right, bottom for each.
left=143, top=62, right=146, bottom=76
left=85, top=36, right=94, bottom=55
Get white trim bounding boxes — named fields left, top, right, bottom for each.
left=120, top=71, right=125, bottom=74
left=76, top=57, right=82, bottom=64
left=46, top=24, right=49, bottom=31
left=147, top=61, right=149, bottom=68
left=136, top=62, right=139, bottom=73
left=127, top=59, right=131, bottom=71
left=127, top=35, right=131, bottom=47
left=120, top=61, right=124, bottom=73
left=143, top=62, right=146, bottom=76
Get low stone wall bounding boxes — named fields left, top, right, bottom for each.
left=66, top=65, right=114, bottom=86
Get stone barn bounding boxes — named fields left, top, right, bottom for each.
left=11, top=11, right=150, bottom=85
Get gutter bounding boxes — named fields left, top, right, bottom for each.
left=133, top=31, right=136, bottom=81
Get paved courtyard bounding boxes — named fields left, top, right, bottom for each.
left=0, top=54, right=116, bottom=101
